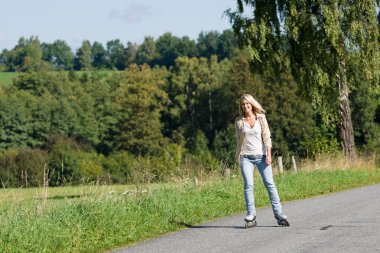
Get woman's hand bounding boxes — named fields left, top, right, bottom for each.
left=266, top=155, right=272, bottom=165
left=266, top=147, right=271, bottom=164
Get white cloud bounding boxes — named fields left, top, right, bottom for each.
left=108, top=3, right=152, bottom=24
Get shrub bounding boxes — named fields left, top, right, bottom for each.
left=76, top=152, right=106, bottom=183
left=0, top=148, right=49, bottom=187
left=102, top=152, right=135, bottom=184
left=213, top=123, right=236, bottom=166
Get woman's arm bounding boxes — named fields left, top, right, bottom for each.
left=266, top=147, right=272, bottom=164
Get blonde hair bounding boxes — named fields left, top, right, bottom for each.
left=240, top=94, right=265, bottom=115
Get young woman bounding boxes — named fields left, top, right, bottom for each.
left=235, top=94, right=289, bottom=227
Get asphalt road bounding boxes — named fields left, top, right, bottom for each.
left=109, top=183, right=380, bottom=253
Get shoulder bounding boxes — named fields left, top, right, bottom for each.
left=235, top=115, right=244, bottom=122
left=256, top=113, right=269, bottom=126
left=235, top=115, right=244, bottom=128
left=256, top=113, right=266, bottom=119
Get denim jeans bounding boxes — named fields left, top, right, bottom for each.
left=240, top=155, right=283, bottom=216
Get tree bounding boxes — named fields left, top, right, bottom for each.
left=0, top=36, right=45, bottom=71
left=125, top=41, right=138, bottom=65
left=155, top=32, right=182, bottom=67
left=106, top=39, right=126, bottom=70
left=178, top=36, right=198, bottom=58
left=0, top=49, right=8, bottom=71
left=164, top=56, right=228, bottom=148
left=135, top=36, right=159, bottom=65
left=91, top=41, right=107, bottom=69
left=351, top=81, right=380, bottom=152
left=0, top=49, right=17, bottom=71
left=42, top=40, right=74, bottom=70
left=74, top=40, right=92, bottom=70
left=109, top=64, right=168, bottom=155
left=227, top=0, right=380, bottom=156
left=197, top=31, right=220, bottom=58
left=0, top=91, right=38, bottom=149
left=11, top=71, right=100, bottom=147
left=218, top=29, right=238, bottom=59
left=22, top=36, right=43, bottom=71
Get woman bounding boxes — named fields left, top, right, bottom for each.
left=235, top=94, right=289, bottom=227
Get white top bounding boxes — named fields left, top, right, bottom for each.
left=240, top=121, right=266, bottom=156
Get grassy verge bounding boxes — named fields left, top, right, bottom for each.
left=1, top=169, right=380, bottom=253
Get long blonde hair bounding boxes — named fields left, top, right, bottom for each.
left=239, top=94, right=265, bottom=116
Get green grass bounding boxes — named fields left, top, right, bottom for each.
left=1, top=169, right=380, bottom=253
left=0, top=72, right=19, bottom=86
left=0, top=70, right=119, bottom=87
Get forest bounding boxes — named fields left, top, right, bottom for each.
left=0, top=6, right=379, bottom=188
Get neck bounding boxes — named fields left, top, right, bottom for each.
left=244, top=112, right=255, bottom=118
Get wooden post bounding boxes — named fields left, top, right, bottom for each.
left=291, top=155, right=298, bottom=173
left=43, top=164, right=49, bottom=201
left=194, top=176, right=199, bottom=190
left=277, top=156, right=284, bottom=174
left=224, top=168, right=231, bottom=179
left=25, top=170, right=28, bottom=187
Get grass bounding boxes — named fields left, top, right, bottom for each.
left=299, top=153, right=378, bottom=172
left=0, top=72, right=18, bottom=86
left=0, top=70, right=121, bottom=87
left=1, top=168, right=380, bottom=253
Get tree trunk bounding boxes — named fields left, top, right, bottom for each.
left=337, top=62, right=356, bottom=157
left=208, top=91, right=213, bottom=131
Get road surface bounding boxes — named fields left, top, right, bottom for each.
left=109, top=183, right=380, bottom=253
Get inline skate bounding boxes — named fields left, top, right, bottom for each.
left=244, top=214, right=257, bottom=228
left=275, top=213, right=289, bottom=226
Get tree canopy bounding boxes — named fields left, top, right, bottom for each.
left=227, top=0, right=380, bottom=156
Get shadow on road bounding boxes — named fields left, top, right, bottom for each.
left=171, top=221, right=244, bottom=229
left=173, top=221, right=282, bottom=230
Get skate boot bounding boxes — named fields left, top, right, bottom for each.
left=275, top=213, right=289, bottom=227
left=244, top=214, right=257, bottom=229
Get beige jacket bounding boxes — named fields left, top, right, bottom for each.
left=235, top=113, right=272, bottom=163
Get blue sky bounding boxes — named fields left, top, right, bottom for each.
left=0, top=0, right=238, bottom=51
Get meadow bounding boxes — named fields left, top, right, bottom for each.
left=0, top=71, right=116, bottom=86
left=1, top=166, right=380, bottom=253
left=0, top=72, right=18, bottom=86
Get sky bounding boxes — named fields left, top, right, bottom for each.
left=0, top=0, right=238, bottom=51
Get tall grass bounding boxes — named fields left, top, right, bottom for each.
left=299, top=153, right=378, bottom=172
left=1, top=167, right=380, bottom=253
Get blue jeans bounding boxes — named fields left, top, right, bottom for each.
left=240, top=155, right=283, bottom=216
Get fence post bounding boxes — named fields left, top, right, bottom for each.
left=43, top=164, right=49, bottom=201
left=194, top=176, right=199, bottom=190
left=277, top=156, right=284, bottom=174
left=224, top=168, right=231, bottom=180
left=291, top=155, right=298, bottom=173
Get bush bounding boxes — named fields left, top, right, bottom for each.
left=213, top=123, right=236, bottom=166
left=44, top=135, right=105, bottom=186
left=0, top=148, right=49, bottom=187
left=103, top=143, right=222, bottom=185
left=103, top=152, right=135, bottom=184
left=76, top=152, right=106, bottom=183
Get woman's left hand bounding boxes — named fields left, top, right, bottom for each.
left=266, top=155, right=271, bottom=165
left=266, top=148, right=272, bottom=164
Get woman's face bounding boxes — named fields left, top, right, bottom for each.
left=241, top=99, right=253, bottom=114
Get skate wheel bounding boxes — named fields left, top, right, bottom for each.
left=245, top=220, right=257, bottom=228
left=277, top=219, right=290, bottom=227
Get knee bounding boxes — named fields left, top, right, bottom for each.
left=244, top=183, right=253, bottom=190
left=264, top=181, right=276, bottom=189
